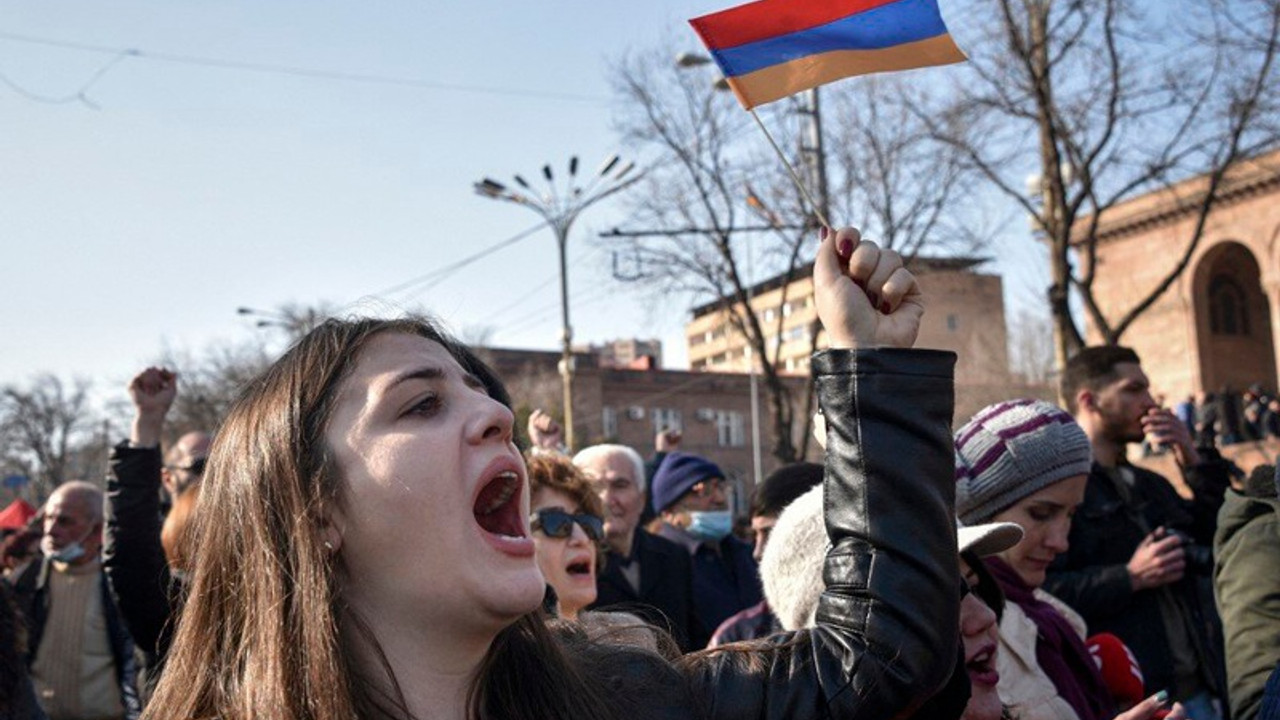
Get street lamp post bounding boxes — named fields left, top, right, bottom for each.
left=474, top=156, right=640, bottom=451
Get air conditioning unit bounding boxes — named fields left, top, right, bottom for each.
left=626, top=406, right=645, bottom=421
left=694, top=408, right=716, bottom=423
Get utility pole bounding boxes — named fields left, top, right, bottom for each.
left=799, top=88, right=831, bottom=226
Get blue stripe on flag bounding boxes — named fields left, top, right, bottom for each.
left=710, top=0, right=949, bottom=78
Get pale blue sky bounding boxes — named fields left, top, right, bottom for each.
left=0, top=1, right=1046, bottom=405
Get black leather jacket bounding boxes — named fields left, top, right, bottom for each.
left=668, top=347, right=961, bottom=719
left=102, top=441, right=182, bottom=698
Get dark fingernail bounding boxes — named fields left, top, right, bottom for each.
left=838, top=238, right=852, bottom=258
left=1154, top=690, right=1169, bottom=705
left=820, top=226, right=829, bottom=240
left=880, top=301, right=891, bottom=314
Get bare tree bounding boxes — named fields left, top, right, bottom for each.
left=606, top=49, right=813, bottom=463
left=606, top=49, right=993, bottom=462
left=157, top=342, right=273, bottom=438
left=824, top=77, right=994, bottom=260
left=1009, top=309, right=1057, bottom=386
left=0, top=375, right=96, bottom=499
left=915, top=0, right=1280, bottom=370
left=160, top=301, right=336, bottom=436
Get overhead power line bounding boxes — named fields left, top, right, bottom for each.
left=0, top=31, right=609, bottom=105
left=373, top=221, right=549, bottom=301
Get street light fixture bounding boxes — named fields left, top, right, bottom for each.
left=473, top=155, right=642, bottom=451
left=236, top=306, right=322, bottom=336
left=237, top=306, right=291, bottom=329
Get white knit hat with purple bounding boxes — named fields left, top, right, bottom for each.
left=954, top=399, right=1093, bottom=524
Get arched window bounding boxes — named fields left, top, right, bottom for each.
left=1209, top=274, right=1249, bottom=336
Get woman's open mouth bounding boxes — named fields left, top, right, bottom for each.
left=966, top=644, right=999, bottom=687
left=473, top=469, right=533, bottom=557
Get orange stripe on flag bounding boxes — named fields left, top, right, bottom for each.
left=724, top=34, right=965, bottom=109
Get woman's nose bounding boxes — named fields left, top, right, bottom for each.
left=468, top=392, right=514, bottom=444
left=961, top=594, right=997, bottom=635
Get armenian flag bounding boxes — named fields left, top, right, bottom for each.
left=690, top=0, right=966, bottom=110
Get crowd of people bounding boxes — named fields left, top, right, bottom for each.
left=1162, top=386, right=1280, bottom=452
left=0, top=225, right=1276, bottom=720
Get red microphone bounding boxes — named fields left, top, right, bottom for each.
left=1087, top=632, right=1146, bottom=710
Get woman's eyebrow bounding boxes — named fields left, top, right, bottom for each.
left=387, top=366, right=444, bottom=392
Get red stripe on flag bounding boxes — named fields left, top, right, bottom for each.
left=691, top=0, right=903, bottom=51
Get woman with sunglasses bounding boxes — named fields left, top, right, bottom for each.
left=525, top=454, right=605, bottom=621
left=142, top=227, right=962, bottom=720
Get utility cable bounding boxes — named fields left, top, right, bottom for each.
left=0, top=49, right=132, bottom=107
left=0, top=31, right=608, bottom=104
left=373, top=221, right=548, bottom=300
left=479, top=246, right=603, bottom=325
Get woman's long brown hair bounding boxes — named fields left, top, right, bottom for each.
left=142, top=316, right=643, bottom=720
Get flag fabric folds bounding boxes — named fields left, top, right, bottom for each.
left=690, top=0, right=966, bottom=110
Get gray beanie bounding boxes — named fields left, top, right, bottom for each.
left=954, top=399, right=1093, bottom=524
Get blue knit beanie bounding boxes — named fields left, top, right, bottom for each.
left=651, top=452, right=724, bottom=512
left=954, top=399, right=1093, bottom=524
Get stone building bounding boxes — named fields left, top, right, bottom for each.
left=683, top=258, right=1019, bottom=421
left=1082, top=149, right=1280, bottom=400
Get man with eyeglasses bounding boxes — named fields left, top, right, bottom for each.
left=573, top=443, right=704, bottom=651
left=102, top=366, right=209, bottom=699
left=650, top=452, right=763, bottom=647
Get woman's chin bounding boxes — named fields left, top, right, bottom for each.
left=481, top=567, right=548, bottom=622
left=961, top=689, right=1003, bottom=720
left=557, top=588, right=597, bottom=619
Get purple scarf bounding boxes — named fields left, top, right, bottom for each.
left=986, top=557, right=1116, bottom=720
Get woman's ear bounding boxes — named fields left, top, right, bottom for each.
left=320, top=506, right=345, bottom=555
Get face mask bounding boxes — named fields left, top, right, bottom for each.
left=686, top=510, right=734, bottom=543
left=41, top=531, right=91, bottom=564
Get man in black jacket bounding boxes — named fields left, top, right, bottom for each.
left=573, top=443, right=705, bottom=650
left=1046, top=346, right=1228, bottom=719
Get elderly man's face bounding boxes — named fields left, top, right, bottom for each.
left=43, top=491, right=101, bottom=566
left=580, top=452, right=645, bottom=548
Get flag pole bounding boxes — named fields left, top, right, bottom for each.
left=748, top=108, right=831, bottom=231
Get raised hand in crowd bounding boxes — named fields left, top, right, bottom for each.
left=813, top=226, right=923, bottom=349
left=128, top=367, right=177, bottom=449
left=655, top=428, right=682, bottom=453
left=527, top=408, right=565, bottom=453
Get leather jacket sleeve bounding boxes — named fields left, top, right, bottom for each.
left=102, top=442, right=175, bottom=658
left=683, top=348, right=960, bottom=720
